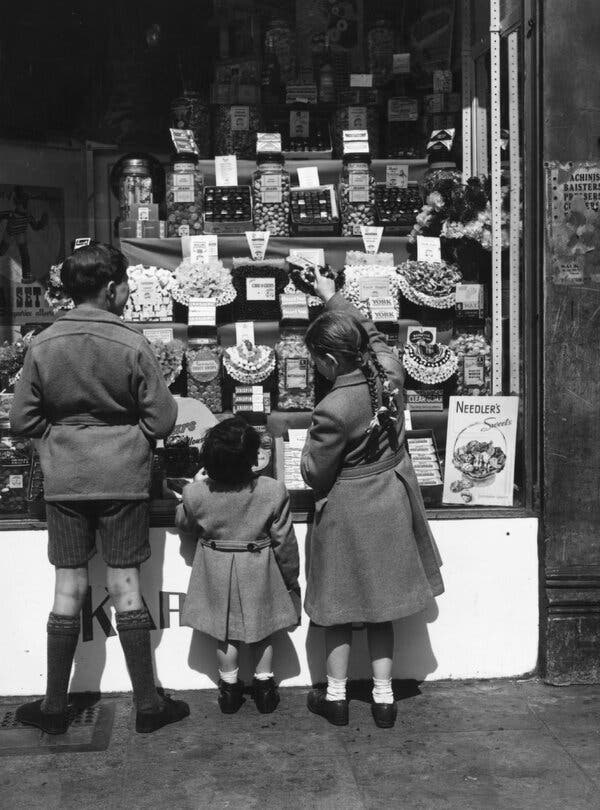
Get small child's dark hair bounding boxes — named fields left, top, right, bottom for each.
left=60, top=243, right=128, bottom=303
left=199, top=417, right=260, bottom=484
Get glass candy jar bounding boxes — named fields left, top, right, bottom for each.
left=170, top=91, right=210, bottom=157
left=367, top=19, right=395, bottom=87
left=333, top=103, right=380, bottom=159
left=252, top=153, right=290, bottom=236
left=275, top=330, right=315, bottom=411
left=166, top=153, right=204, bottom=237
left=339, top=154, right=376, bottom=236
left=264, top=18, right=296, bottom=85
left=212, top=105, right=263, bottom=160
left=116, top=156, right=154, bottom=222
left=186, top=338, right=223, bottom=413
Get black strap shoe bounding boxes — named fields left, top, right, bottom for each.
left=16, top=698, right=69, bottom=735
left=371, top=700, right=397, bottom=729
left=252, top=677, right=280, bottom=714
left=218, top=679, right=245, bottom=714
left=136, top=694, right=190, bottom=733
left=307, top=687, right=348, bottom=726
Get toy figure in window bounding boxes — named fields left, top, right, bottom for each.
left=0, top=187, right=48, bottom=283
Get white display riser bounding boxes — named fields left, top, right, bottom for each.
left=1, top=518, right=538, bottom=695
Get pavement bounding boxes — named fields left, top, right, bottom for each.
left=1, top=679, right=599, bottom=810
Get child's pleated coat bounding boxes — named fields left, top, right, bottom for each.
left=301, top=294, right=444, bottom=626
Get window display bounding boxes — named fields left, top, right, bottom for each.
left=0, top=0, right=528, bottom=520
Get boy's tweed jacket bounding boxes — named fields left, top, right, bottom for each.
left=301, top=293, right=444, bottom=626
left=176, top=476, right=300, bottom=643
left=10, top=307, right=177, bottom=500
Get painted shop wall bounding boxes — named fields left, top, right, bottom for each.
left=543, top=1, right=600, bottom=682
left=1, top=519, right=539, bottom=695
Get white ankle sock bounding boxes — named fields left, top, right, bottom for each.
left=219, top=667, right=239, bottom=684
left=372, top=676, right=394, bottom=704
left=326, top=675, right=347, bottom=702
left=254, top=671, right=274, bottom=681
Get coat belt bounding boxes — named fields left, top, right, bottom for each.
left=51, top=414, right=138, bottom=427
left=337, top=447, right=407, bottom=480
left=200, top=536, right=272, bottom=553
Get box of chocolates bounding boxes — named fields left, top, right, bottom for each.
left=374, top=183, right=423, bottom=233
left=203, top=186, right=253, bottom=234
left=290, top=186, right=340, bottom=236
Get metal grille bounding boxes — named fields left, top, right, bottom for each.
left=0, top=710, right=21, bottom=729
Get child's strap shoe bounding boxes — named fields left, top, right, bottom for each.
left=218, top=679, right=245, bottom=714
left=307, top=687, right=349, bottom=726
left=371, top=700, right=397, bottom=729
left=136, top=694, right=190, bottom=733
left=16, top=698, right=69, bottom=735
left=252, top=677, right=280, bottom=714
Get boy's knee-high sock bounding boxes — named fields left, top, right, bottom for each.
left=42, top=612, right=80, bottom=714
left=116, top=609, right=161, bottom=713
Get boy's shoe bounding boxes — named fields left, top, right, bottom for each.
left=371, top=700, right=397, bottom=729
left=136, top=694, right=190, bottom=733
left=15, top=698, right=69, bottom=735
left=252, top=677, right=280, bottom=714
left=307, top=688, right=348, bottom=726
left=218, top=679, right=245, bottom=714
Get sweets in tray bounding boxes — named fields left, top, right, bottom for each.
left=203, top=186, right=253, bottom=234
left=374, top=184, right=424, bottom=233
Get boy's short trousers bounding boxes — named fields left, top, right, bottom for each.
left=46, top=500, right=150, bottom=568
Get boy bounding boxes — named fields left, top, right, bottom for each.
left=10, top=243, right=189, bottom=734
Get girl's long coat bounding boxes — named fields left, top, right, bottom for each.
left=176, top=476, right=300, bottom=643
left=301, top=294, right=444, bottom=626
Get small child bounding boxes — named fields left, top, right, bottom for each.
left=176, top=417, right=300, bottom=714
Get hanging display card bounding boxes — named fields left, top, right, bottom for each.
left=360, top=226, right=384, bottom=254
left=347, top=107, right=367, bottom=129
left=73, top=237, right=91, bottom=249
left=297, top=167, right=320, bottom=188
left=386, top=164, right=409, bottom=189
left=170, top=128, right=199, bottom=155
left=290, top=110, right=310, bottom=139
left=417, top=236, right=442, bottom=264
left=280, top=293, right=309, bottom=320
left=257, top=132, right=282, bottom=153
left=12, top=283, right=55, bottom=323
left=143, top=328, right=174, bottom=343
left=288, top=248, right=325, bottom=267
left=230, top=106, right=250, bottom=132
left=369, top=296, right=397, bottom=322
left=215, top=156, right=238, bottom=187
left=358, top=276, right=390, bottom=301
left=190, top=235, right=218, bottom=264
left=350, top=74, right=374, bottom=88
left=388, top=98, right=419, bottom=122
left=343, top=130, right=370, bottom=154
left=545, top=162, right=600, bottom=285
left=245, top=232, right=270, bottom=261
left=442, top=396, right=519, bottom=507
left=235, top=321, right=255, bottom=345
left=188, top=298, right=216, bottom=327
left=246, top=278, right=276, bottom=301
left=393, top=53, right=411, bottom=74
left=407, top=326, right=437, bottom=345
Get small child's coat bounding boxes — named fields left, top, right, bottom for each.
left=176, top=476, right=300, bottom=643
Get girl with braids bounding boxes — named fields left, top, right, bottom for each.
left=301, top=269, right=444, bottom=729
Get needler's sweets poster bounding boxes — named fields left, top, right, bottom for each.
left=442, top=396, right=519, bottom=507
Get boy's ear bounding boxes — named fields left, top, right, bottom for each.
left=106, top=280, right=116, bottom=299
left=324, top=352, right=339, bottom=369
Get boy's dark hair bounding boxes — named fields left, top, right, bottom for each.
left=199, top=417, right=260, bottom=484
left=60, top=243, right=128, bottom=303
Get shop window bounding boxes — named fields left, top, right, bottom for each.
left=0, top=0, right=534, bottom=522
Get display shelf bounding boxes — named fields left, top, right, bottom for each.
left=120, top=235, right=412, bottom=274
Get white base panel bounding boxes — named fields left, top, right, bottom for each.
left=1, top=518, right=538, bottom=695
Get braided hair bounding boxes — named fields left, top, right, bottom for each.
left=305, top=311, right=400, bottom=459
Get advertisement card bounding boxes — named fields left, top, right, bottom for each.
left=188, top=298, right=216, bottom=327
left=245, top=232, right=270, bottom=261
left=215, top=156, right=238, bottom=187
left=189, top=235, right=218, bottom=264
left=442, top=396, right=519, bottom=506
left=417, top=236, right=442, bottom=264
